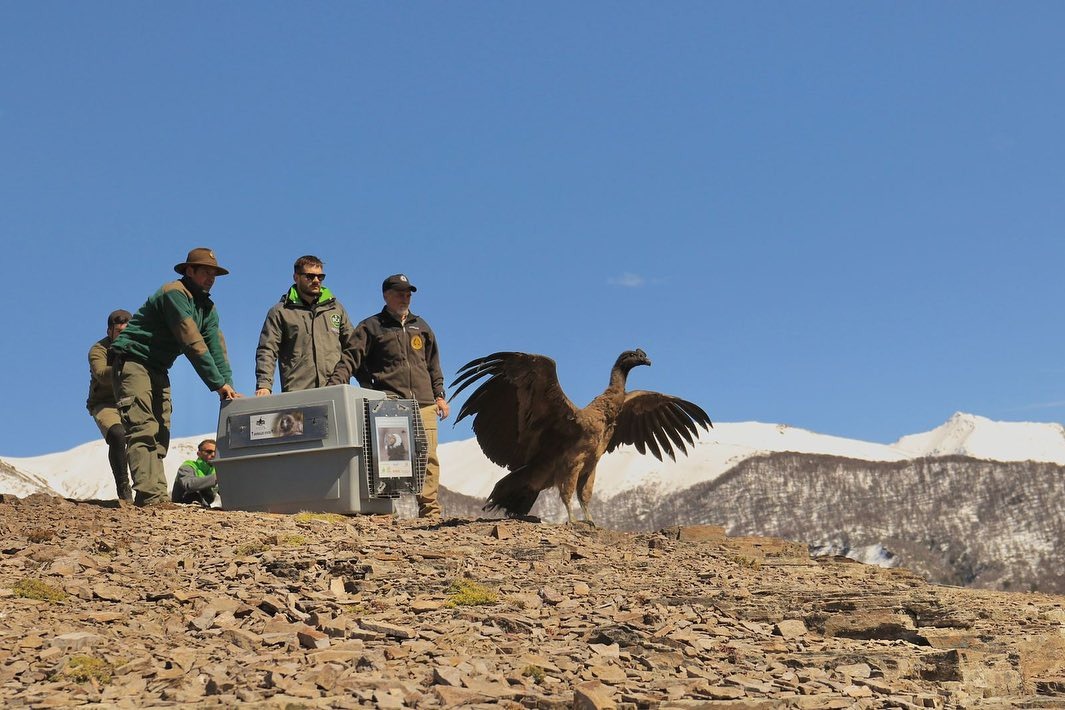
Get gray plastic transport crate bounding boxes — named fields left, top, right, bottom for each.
left=214, top=385, right=427, bottom=514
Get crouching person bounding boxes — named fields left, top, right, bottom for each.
left=171, top=439, right=219, bottom=507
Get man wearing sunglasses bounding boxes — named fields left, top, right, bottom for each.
left=255, top=255, right=354, bottom=396
left=171, top=439, right=219, bottom=506
left=110, top=248, right=242, bottom=507
left=86, top=308, right=135, bottom=501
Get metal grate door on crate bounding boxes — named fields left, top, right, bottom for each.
left=363, top=397, right=428, bottom=498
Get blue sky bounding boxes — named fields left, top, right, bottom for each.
left=2, top=3, right=1064, bottom=456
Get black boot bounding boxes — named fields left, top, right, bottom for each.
left=106, top=424, right=133, bottom=501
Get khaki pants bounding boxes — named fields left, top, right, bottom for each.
left=89, top=405, right=122, bottom=438
left=417, top=404, right=440, bottom=518
left=114, top=359, right=172, bottom=505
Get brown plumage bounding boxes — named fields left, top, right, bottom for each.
left=451, top=349, right=712, bottom=525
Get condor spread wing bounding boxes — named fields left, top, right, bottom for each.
left=451, top=352, right=581, bottom=470
left=606, top=391, right=712, bottom=461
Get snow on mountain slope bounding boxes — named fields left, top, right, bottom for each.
left=2, top=435, right=208, bottom=499
left=439, top=421, right=912, bottom=501
left=893, top=412, right=1065, bottom=463
left=0, top=459, right=56, bottom=498
left=3, top=413, right=1064, bottom=502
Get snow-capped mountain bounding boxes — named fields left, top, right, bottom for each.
left=894, top=411, right=1065, bottom=462
left=5, top=412, right=1065, bottom=593
left=441, top=412, right=1065, bottom=502
left=3, top=411, right=1062, bottom=503
left=2, top=437, right=206, bottom=501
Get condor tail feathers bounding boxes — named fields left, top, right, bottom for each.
left=483, top=467, right=543, bottom=518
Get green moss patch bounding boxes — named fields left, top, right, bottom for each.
left=445, top=580, right=498, bottom=608
left=276, top=533, right=309, bottom=547
left=235, top=541, right=267, bottom=556
left=57, top=655, right=113, bottom=684
left=13, top=578, right=67, bottom=603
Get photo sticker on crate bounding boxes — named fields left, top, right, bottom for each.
left=374, top=416, right=413, bottom=478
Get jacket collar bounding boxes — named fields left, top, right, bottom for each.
left=378, top=306, right=419, bottom=326
left=285, top=285, right=335, bottom=307
left=180, top=276, right=214, bottom=307
left=192, top=457, right=215, bottom=475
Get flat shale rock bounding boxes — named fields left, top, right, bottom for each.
left=2, top=495, right=1065, bottom=708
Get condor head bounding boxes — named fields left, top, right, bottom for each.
left=615, top=349, right=652, bottom=373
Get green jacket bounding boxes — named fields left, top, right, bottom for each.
left=111, top=277, right=233, bottom=391
left=85, top=336, right=116, bottom=411
left=171, top=457, right=218, bottom=504
left=255, top=286, right=354, bottom=393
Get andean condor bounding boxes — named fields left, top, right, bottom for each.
left=450, top=349, right=712, bottom=525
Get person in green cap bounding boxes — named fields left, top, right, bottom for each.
left=110, top=248, right=242, bottom=507
left=171, top=439, right=219, bottom=506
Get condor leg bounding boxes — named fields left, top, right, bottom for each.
left=557, top=469, right=580, bottom=525
left=576, top=465, right=598, bottom=527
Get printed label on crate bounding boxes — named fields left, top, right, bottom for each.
left=249, top=409, right=306, bottom=440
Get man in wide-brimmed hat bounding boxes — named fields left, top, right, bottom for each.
left=86, top=308, right=135, bottom=501
left=110, top=248, right=242, bottom=506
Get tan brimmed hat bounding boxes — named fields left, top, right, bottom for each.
left=174, top=247, right=230, bottom=276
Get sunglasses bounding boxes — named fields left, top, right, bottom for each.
left=300, top=273, right=326, bottom=282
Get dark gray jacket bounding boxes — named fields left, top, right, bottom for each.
left=171, top=458, right=217, bottom=505
left=328, top=308, right=445, bottom=405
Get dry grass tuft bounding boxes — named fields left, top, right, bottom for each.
left=13, top=578, right=67, bottom=603
left=56, top=655, right=113, bottom=684
left=445, top=579, right=498, bottom=607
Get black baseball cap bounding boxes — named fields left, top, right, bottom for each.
left=382, top=274, right=417, bottom=292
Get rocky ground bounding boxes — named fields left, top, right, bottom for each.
left=2, top=494, right=1065, bottom=708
